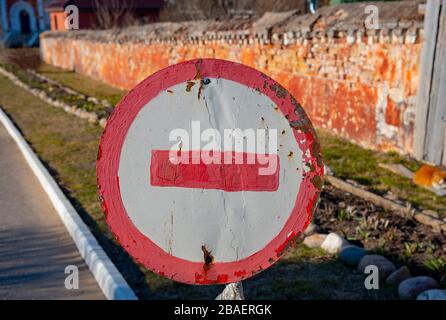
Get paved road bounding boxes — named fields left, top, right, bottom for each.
left=0, top=123, right=104, bottom=300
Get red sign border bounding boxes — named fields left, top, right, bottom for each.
left=97, top=59, right=324, bottom=285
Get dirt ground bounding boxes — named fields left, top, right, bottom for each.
left=316, top=185, right=446, bottom=281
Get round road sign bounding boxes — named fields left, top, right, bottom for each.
left=97, top=59, right=324, bottom=285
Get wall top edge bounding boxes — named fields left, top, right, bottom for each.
left=41, top=0, right=426, bottom=44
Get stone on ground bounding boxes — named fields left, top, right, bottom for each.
left=385, top=266, right=411, bottom=286
left=338, top=246, right=367, bottom=267
left=303, top=233, right=327, bottom=248
left=357, top=255, right=396, bottom=280
left=320, top=232, right=349, bottom=254
left=399, top=276, right=439, bottom=300
left=416, top=289, right=446, bottom=300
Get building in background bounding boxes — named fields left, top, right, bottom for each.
left=0, top=0, right=51, bottom=47
left=45, top=0, right=165, bottom=32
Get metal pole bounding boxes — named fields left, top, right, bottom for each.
left=215, top=282, right=245, bottom=300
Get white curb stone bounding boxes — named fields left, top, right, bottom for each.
left=0, top=107, right=137, bottom=300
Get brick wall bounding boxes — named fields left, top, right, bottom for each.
left=40, top=1, right=425, bottom=155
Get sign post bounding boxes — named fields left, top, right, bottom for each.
left=97, top=59, right=324, bottom=290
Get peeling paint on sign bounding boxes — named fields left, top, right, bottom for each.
left=96, top=59, right=324, bottom=285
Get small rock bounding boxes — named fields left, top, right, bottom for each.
left=357, top=255, right=396, bottom=280
left=87, top=113, right=99, bottom=124
left=99, top=118, right=107, bottom=128
left=304, top=223, right=320, bottom=236
left=321, top=233, right=349, bottom=254
left=79, top=110, right=91, bottom=120
left=339, top=246, right=367, bottom=267
left=303, top=233, right=327, bottom=248
left=385, top=266, right=411, bottom=286
left=417, top=289, right=446, bottom=300
left=324, top=165, right=333, bottom=176
left=88, top=96, right=99, bottom=104
left=399, top=276, right=439, bottom=300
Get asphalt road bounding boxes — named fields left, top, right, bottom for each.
left=0, top=123, right=104, bottom=300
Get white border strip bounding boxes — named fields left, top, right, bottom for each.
left=0, top=107, right=138, bottom=300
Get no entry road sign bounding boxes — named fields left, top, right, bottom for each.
left=97, top=59, right=324, bottom=285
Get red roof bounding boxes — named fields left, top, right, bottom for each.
left=46, top=0, right=165, bottom=12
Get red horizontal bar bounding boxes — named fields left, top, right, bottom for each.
left=150, top=150, right=280, bottom=192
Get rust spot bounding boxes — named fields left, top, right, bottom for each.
left=192, top=62, right=205, bottom=100
left=282, top=130, right=286, bottom=135
left=194, top=60, right=203, bottom=80
left=290, top=118, right=310, bottom=132
left=201, top=245, right=214, bottom=271
left=288, top=151, right=293, bottom=159
left=97, top=144, right=102, bottom=161
left=289, top=97, right=313, bottom=134
left=306, top=162, right=316, bottom=173
left=186, top=81, right=196, bottom=92
left=311, top=141, right=323, bottom=167
left=167, top=89, right=174, bottom=94
left=269, top=83, right=287, bottom=99
left=261, top=117, right=265, bottom=121
left=311, top=175, right=323, bottom=190
left=198, top=82, right=204, bottom=100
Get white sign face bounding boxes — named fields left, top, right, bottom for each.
left=97, top=59, right=324, bottom=285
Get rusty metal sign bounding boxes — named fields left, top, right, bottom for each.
left=96, top=59, right=324, bottom=285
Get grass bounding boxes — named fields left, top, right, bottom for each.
left=424, top=257, right=446, bottom=274
left=0, top=48, right=125, bottom=106
left=36, top=63, right=126, bottom=106
left=0, top=72, right=398, bottom=299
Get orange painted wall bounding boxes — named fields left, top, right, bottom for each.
left=49, top=12, right=66, bottom=31
left=40, top=34, right=422, bottom=155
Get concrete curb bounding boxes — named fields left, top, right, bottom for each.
left=0, top=107, right=137, bottom=300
